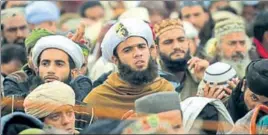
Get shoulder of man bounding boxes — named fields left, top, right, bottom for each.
left=82, top=84, right=107, bottom=104
left=3, top=71, right=31, bottom=97
left=5, top=71, right=29, bottom=83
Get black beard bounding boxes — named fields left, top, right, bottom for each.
left=2, top=37, right=26, bottom=48
left=118, top=57, right=158, bottom=86
left=159, top=50, right=191, bottom=73
left=34, top=71, right=72, bottom=87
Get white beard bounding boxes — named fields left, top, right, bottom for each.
left=220, top=54, right=251, bottom=78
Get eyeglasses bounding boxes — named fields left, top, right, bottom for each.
left=6, top=25, right=27, bottom=33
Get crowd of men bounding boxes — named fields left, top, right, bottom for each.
left=1, top=1, right=268, bottom=134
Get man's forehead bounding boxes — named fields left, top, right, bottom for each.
left=119, top=37, right=147, bottom=48
left=3, top=15, right=27, bottom=26
left=40, top=49, right=69, bottom=61
left=159, top=29, right=185, bottom=40
left=221, top=32, right=246, bottom=40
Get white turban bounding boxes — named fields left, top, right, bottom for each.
left=24, top=81, right=75, bottom=118
left=101, top=18, right=154, bottom=62
left=32, top=35, right=84, bottom=69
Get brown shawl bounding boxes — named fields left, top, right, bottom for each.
left=83, top=73, right=174, bottom=119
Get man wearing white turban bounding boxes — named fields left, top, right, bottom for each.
left=83, top=18, right=174, bottom=119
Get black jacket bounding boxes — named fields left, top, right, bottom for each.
left=226, top=79, right=248, bottom=122
left=1, top=112, right=44, bottom=135
left=3, top=68, right=92, bottom=102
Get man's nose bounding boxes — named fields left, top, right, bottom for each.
left=133, top=48, right=143, bottom=58
left=61, top=114, right=72, bottom=125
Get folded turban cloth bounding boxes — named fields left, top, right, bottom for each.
left=24, top=81, right=75, bottom=118
left=32, top=35, right=84, bottom=69
left=25, top=1, right=60, bottom=24
left=246, top=59, right=268, bottom=97
left=101, top=18, right=153, bottom=62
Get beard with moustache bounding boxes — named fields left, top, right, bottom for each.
left=159, top=49, right=191, bottom=73
left=2, top=37, right=26, bottom=48
left=117, top=57, right=159, bottom=86
left=219, top=51, right=251, bottom=78
left=30, top=71, right=73, bottom=91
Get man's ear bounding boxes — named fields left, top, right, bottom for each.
left=111, top=55, right=119, bottom=65
left=71, top=68, right=80, bottom=79
left=263, top=31, right=268, bottom=42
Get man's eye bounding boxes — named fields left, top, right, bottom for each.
left=229, top=42, right=236, bottom=46
left=123, top=48, right=131, bottom=53
left=194, top=13, right=200, bottom=17
left=163, top=40, right=173, bottom=45
left=251, top=94, right=259, bottom=102
left=240, top=41, right=246, bottom=46
left=178, top=38, right=185, bottom=42
left=41, top=62, right=49, bottom=67
left=56, top=62, right=64, bottom=67
left=138, top=44, right=146, bottom=48
left=49, top=114, right=60, bottom=121
left=183, top=15, right=190, bottom=19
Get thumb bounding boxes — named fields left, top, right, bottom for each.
left=121, top=110, right=135, bottom=120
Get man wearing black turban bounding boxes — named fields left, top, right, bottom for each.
left=226, top=59, right=268, bottom=122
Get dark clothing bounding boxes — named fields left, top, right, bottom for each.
left=196, top=104, right=219, bottom=135
left=2, top=65, right=93, bottom=131
left=226, top=79, right=248, bottom=122
left=1, top=112, right=44, bottom=135
left=3, top=65, right=92, bottom=102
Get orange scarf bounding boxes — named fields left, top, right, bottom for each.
left=83, top=73, right=174, bottom=119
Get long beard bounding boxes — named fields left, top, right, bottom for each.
left=220, top=53, right=251, bottom=78
left=159, top=50, right=191, bottom=73
left=118, top=57, right=158, bottom=86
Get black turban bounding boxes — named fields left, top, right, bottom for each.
left=246, top=59, right=268, bottom=97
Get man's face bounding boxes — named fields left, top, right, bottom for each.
left=209, top=1, right=229, bottom=13
left=181, top=5, right=209, bottom=31
left=3, top=15, right=29, bottom=45
left=38, top=49, right=71, bottom=83
left=158, top=28, right=191, bottom=72
left=44, top=105, right=75, bottom=134
left=219, top=32, right=248, bottom=62
left=242, top=6, right=258, bottom=22
left=85, top=6, right=105, bottom=22
left=244, top=88, right=268, bottom=111
left=158, top=29, right=189, bottom=61
left=115, top=37, right=150, bottom=71
left=114, top=37, right=158, bottom=85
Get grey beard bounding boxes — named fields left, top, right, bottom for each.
left=220, top=54, right=251, bottom=78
